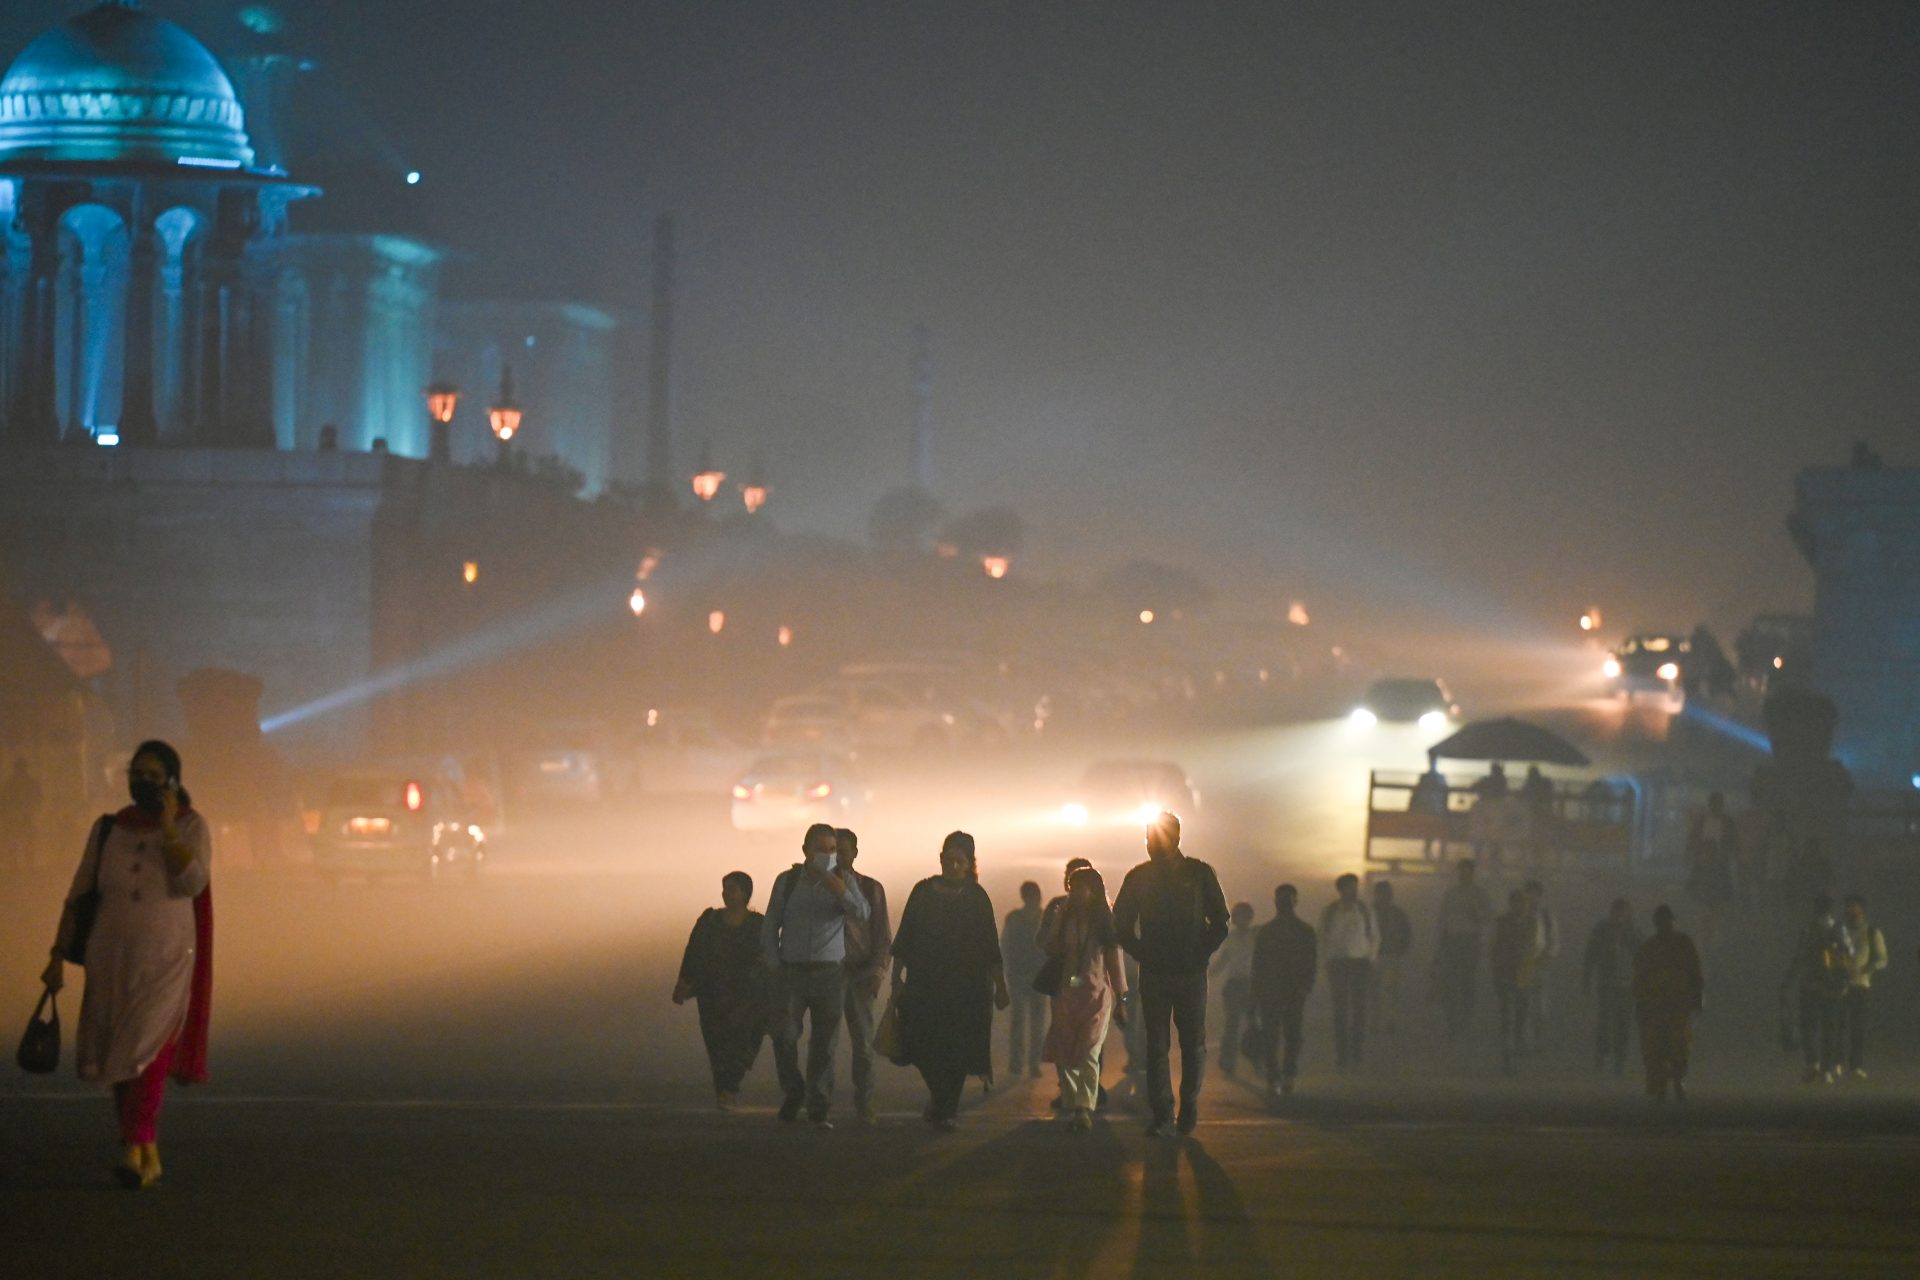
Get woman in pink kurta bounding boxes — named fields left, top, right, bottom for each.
left=1040, top=866, right=1128, bottom=1130
left=42, top=740, right=213, bottom=1190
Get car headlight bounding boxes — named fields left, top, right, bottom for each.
left=1349, top=707, right=1378, bottom=728
left=1602, top=657, right=1622, bottom=679
left=1133, top=802, right=1162, bottom=826
left=1656, top=662, right=1679, bottom=681
left=1061, top=802, right=1089, bottom=826
left=1418, top=710, right=1447, bottom=731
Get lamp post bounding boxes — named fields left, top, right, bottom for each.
left=425, top=382, right=459, bottom=463
left=487, top=365, right=522, bottom=466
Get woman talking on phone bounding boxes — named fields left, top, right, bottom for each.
left=40, top=740, right=214, bottom=1190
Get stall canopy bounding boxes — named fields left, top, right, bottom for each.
left=1427, top=717, right=1590, bottom=767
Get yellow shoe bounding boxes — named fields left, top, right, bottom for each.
left=113, top=1144, right=143, bottom=1191
left=140, top=1143, right=163, bottom=1188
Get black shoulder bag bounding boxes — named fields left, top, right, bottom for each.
left=16, top=988, right=60, bottom=1075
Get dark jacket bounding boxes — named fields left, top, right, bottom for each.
left=1113, top=853, right=1230, bottom=976
left=1582, top=918, right=1642, bottom=993
left=1251, top=914, right=1317, bottom=1007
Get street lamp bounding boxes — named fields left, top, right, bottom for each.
left=488, top=365, right=522, bottom=464
left=691, top=442, right=725, bottom=502
left=628, top=587, right=647, bottom=617
left=425, top=382, right=459, bottom=463
left=982, top=555, right=1009, bottom=580
left=741, top=483, right=769, bottom=514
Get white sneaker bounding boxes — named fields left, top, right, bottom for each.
left=1850, top=1068, right=1868, bottom=1082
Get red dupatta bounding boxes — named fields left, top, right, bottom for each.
left=112, top=806, right=214, bottom=1084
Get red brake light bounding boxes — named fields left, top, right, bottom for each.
left=404, top=781, right=424, bottom=812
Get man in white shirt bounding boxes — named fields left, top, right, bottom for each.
left=1321, top=874, right=1380, bottom=1069
left=1212, top=902, right=1257, bottom=1077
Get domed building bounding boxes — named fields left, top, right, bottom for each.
left=0, top=0, right=317, bottom=447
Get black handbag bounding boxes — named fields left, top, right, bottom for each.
left=17, top=988, right=60, bottom=1075
left=1031, top=955, right=1063, bottom=997
left=62, top=816, right=112, bottom=967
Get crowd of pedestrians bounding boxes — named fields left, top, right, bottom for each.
left=672, top=801, right=1901, bottom=1135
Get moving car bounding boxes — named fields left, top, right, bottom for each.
left=730, top=751, right=868, bottom=833
left=1602, top=634, right=1690, bottom=705
left=1349, top=678, right=1460, bottom=731
left=311, top=762, right=487, bottom=881
left=1059, top=759, right=1199, bottom=829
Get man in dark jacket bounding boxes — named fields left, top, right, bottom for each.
left=1251, top=883, right=1317, bottom=1101
left=1581, top=898, right=1641, bottom=1076
left=1113, top=812, right=1229, bottom=1136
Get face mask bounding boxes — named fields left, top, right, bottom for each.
left=809, top=852, right=833, bottom=871
left=130, top=779, right=166, bottom=812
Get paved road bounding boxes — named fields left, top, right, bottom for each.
left=8, top=1075, right=1919, bottom=1279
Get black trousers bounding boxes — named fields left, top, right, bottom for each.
left=920, top=1064, right=968, bottom=1122
left=1594, top=987, right=1632, bottom=1071
left=1326, top=959, right=1371, bottom=1066
left=1798, top=988, right=1842, bottom=1072
left=1437, top=935, right=1480, bottom=1038
left=1258, top=997, right=1306, bottom=1083
left=1140, top=968, right=1208, bottom=1123
left=1840, top=986, right=1869, bottom=1071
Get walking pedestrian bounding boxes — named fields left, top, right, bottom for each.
left=1433, top=858, right=1493, bottom=1040
left=1838, top=895, right=1889, bottom=1081
left=891, top=832, right=1009, bottom=1130
left=1213, top=902, right=1256, bottom=1077
left=1113, top=812, right=1229, bottom=1136
left=1040, top=865, right=1128, bottom=1131
left=1686, top=793, right=1739, bottom=951
left=1632, top=905, right=1704, bottom=1102
left=673, top=872, right=769, bottom=1110
left=39, top=740, right=213, bottom=1189
left=1321, top=874, right=1378, bottom=1070
left=1370, top=880, right=1413, bottom=1037
left=1580, top=898, right=1640, bottom=1076
left=1489, top=889, right=1542, bottom=1075
left=763, top=823, right=870, bottom=1128
left=1251, top=884, right=1317, bottom=1100
left=1522, top=880, right=1560, bottom=1052
left=835, top=828, right=892, bottom=1124
left=1780, top=895, right=1852, bottom=1085
left=1000, top=881, right=1048, bottom=1079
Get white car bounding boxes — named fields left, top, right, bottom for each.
left=1349, top=678, right=1460, bottom=732
left=804, top=678, right=958, bottom=751
left=730, top=752, right=867, bottom=833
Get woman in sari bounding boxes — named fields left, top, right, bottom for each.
left=41, top=740, right=213, bottom=1189
left=891, top=831, right=1009, bottom=1130
left=1041, top=865, right=1128, bottom=1130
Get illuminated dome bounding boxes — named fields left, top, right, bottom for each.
left=0, top=2, right=254, bottom=168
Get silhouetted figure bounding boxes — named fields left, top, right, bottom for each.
left=1780, top=895, right=1852, bottom=1085
left=1519, top=765, right=1554, bottom=863
left=1581, top=898, right=1640, bottom=1076
left=1040, top=865, right=1127, bottom=1131
left=891, top=832, right=1009, bottom=1130
left=1408, top=765, right=1449, bottom=859
left=1001, top=880, right=1047, bottom=1079
left=1321, top=874, right=1378, bottom=1070
left=1369, top=880, right=1413, bottom=1037
left=1489, top=889, right=1542, bottom=1075
left=1434, top=858, right=1493, bottom=1040
left=1838, top=895, right=1889, bottom=1080
left=673, top=872, right=769, bottom=1110
left=1521, top=880, right=1560, bottom=1052
left=836, top=828, right=892, bottom=1125
left=1212, top=902, right=1256, bottom=1076
left=1686, top=793, right=1740, bottom=950
left=763, top=823, right=870, bottom=1127
left=1251, top=884, right=1317, bottom=1100
left=1113, top=811, right=1229, bottom=1136
left=317, top=423, right=338, bottom=451
left=1633, top=905, right=1703, bottom=1101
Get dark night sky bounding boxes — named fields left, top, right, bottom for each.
left=10, top=1, right=1919, bottom=639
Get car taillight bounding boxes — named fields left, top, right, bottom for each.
left=732, top=784, right=753, bottom=800
left=806, top=782, right=833, bottom=799
left=404, top=781, right=424, bottom=812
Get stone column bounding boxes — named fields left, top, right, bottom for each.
left=6, top=200, right=61, bottom=445
left=120, top=216, right=159, bottom=446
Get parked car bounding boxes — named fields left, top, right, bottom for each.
left=762, top=695, right=857, bottom=751
left=730, top=751, right=869, bottom=833
left=1059, top=759, right=1200, bottom=829
left=310, top=760, right=487, bottom=882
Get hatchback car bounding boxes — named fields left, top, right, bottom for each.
left=311, top=764, right=487, bottom=881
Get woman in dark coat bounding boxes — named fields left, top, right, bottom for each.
left=672, top=871, right=767, bottom=1110
left=891, top=831, right=1010, bottom=1129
